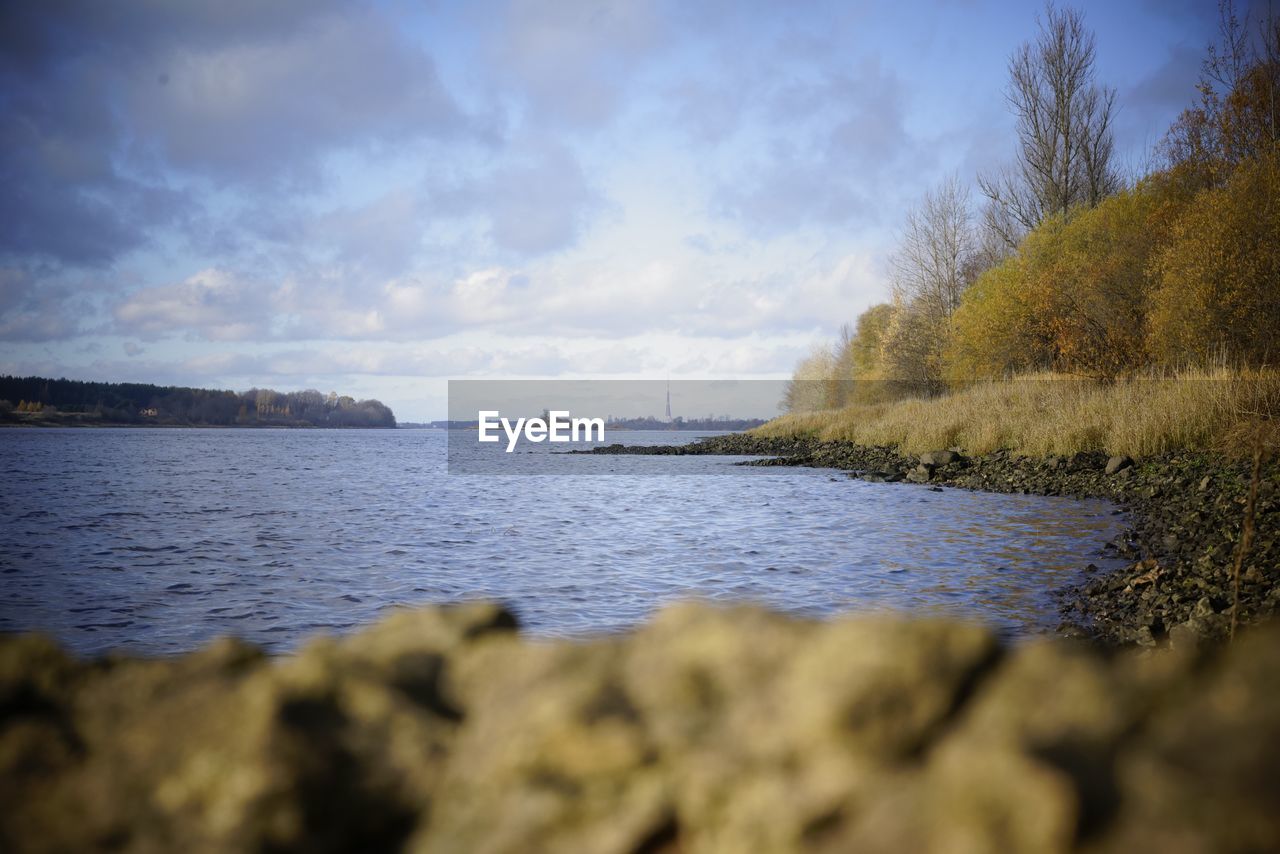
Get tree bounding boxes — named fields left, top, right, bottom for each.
left=979, top=3, right=1120, bottom=250
left=880, top=297, right=949, bottom=396
left=1148, top=152, right=1280, bottom=366
left=881, top=176, right=978, bottom=394
left=891, top=175, right=977, bottom=322
left=848, top=303, right=896, bottom=377
left=945, top=251, right=1046, bottom=379
left=1160, top=1, right=1280, bottom=187
left=782, top=344, right=838, bottom=412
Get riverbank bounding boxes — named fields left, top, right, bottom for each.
left=586, top=434, right=1279, bottom=646
left=3, top=601, right=1279, bottom=852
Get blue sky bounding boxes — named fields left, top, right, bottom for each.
left=0, top=0, right=1225, bottom=419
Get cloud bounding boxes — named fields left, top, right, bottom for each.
left=711, top=60, right=923, bottom=234
left=0, top=268, right=84, bottom=341
left=477, top=143, right=601, bottom=254
left=484, top=0, right=669, bottom=128
left=0, top=1, right=490, bottom=269
left=128, top=11, right=484, bottom=182
left=0, top=82, right=188, bottom=266
left=113, top=268, right=277, bottom=341
left=307, top=190, right=431, bottom=274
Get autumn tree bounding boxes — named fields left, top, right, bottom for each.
left=847, top=303, right=896, bottom=377
left=1148, top=152, right=1280, bottom=366
left=948, top=179, right=1189, bottom=379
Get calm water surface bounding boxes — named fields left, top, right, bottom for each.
left=0, top=428, right=1127, bottom=655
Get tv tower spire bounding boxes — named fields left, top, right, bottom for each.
left=665, top=377, right=672, bottom=423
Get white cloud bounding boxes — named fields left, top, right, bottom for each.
left=113, top=268, right=277, bottom=341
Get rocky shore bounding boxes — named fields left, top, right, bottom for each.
left=3, top=602, right=1279, bottom=853
left=585, top=435, right=1279, bottom=646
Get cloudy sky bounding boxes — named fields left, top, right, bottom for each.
left=0, top=0, right=1221, bottom=419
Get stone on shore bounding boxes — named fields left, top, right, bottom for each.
left=1105, top=455, right=1134, bottom=475
left=3, top=603, right=1280, bottom=853
left=919, top=450, right=961, bottom=467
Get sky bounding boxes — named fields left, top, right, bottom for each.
left=0, top=0, right=1228, bottom=420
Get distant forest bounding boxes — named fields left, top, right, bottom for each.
left=605, top=416, right=768, bottom=431
left=409, top=416, right=768, bottom=430
left=0, top=376, right=396, bottom=428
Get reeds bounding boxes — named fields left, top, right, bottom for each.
left=754, top=368, right=1280, bottom=458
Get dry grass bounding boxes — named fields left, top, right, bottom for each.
left=753, top=369, right=1280, bottom=458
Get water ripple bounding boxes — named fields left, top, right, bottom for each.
left=0, top=428, right=1128, bottom=656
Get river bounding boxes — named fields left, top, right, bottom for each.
left=0, top=427, right=1128, bottom=655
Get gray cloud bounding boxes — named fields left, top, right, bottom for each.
left=127, top=12, right=484, bottom=182
left=0, top=268, right=85, bottom=341
left=0, top=1, right=490, bottom=271
left=713, top=61, right=921, bottom=234
left=483, top=0, right=670, bottom=128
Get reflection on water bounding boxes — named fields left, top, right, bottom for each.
left=0, top=428, right=1127, bottom=655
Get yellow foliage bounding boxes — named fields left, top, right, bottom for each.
left=1148, top=153, right=1280, bottom=366
left=947, top=183, right=1189, bottom=379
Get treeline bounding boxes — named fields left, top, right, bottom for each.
left=0, top=376, right=396, bottom=428
left=786, top=1, right=1279, bottom=412
left=606, top=416, right=769, bottom=431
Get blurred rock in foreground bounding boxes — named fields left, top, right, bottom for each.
left=3, top=603, right=1279, bottom=853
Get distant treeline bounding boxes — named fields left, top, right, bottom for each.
left=404, top=416, right=767, bottom=431
left=0, top=376, right=396, bottom=428
left=605, top=416, right=768, bottom=431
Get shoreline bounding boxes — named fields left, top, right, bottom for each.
left=585, top=434, right=1279, bottom=648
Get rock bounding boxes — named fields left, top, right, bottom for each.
left=1167, top=621, right=1202, bottom=653
left=1135, top=625, right=1157, bottom=648
left=919, top=450, right=961, bottom=467
left=1198, top=475, right=1212, bottom=492
left=4, top=606, right=1280, bottom=852
left=1106, top=455, right=1135, bottom=475
left=906, top=465, right=932, bottom=483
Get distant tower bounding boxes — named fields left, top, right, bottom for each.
left=665, top=378, right=672, bottom=423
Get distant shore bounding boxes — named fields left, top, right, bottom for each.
left=586, top=433, right=1279, bottom=647
left=0, top=414, right=395, bottom=429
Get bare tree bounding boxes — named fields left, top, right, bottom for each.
left=878, top=176, right=978, bottom=396
left=979, top=3, right=1120, bottom=250
left=890, top=175, right=976, bottom=322
left=782, top=343, right=837, bottom=412
left=1161, top=1, right=1280, bottom=178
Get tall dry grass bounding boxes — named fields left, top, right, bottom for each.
left=754, top=369, right=1280, bottom=457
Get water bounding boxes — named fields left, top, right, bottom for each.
left=0, top=428, right=1128, bottom=656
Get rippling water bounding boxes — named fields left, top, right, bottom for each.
left=0, top=428, right=1128, bottom=655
